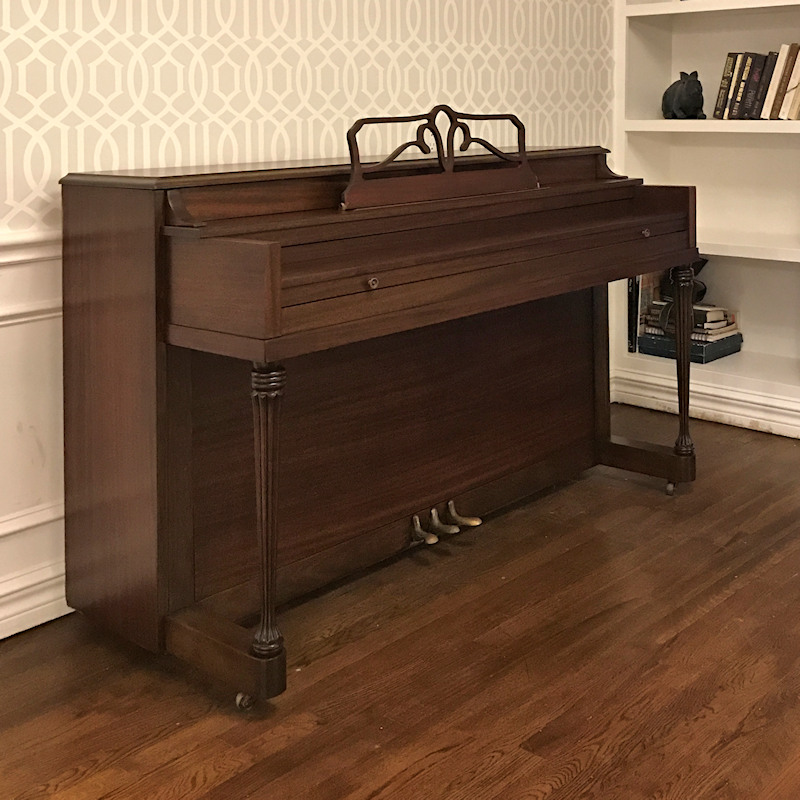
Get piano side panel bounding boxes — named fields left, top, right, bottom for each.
left=187, top=293, right=596, bottom=604
left=62, top=185, right=166, bottom=651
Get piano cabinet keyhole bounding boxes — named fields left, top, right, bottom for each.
left=366, top=276, right=380, bottom=290
left=641, top=228, right=651, bottom=238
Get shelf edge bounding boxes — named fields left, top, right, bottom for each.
left=626, top=0, right=800, bottom=20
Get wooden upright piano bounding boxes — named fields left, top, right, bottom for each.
left=61, top=107, right=698, bottom=706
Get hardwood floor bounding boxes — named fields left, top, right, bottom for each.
left=3, top=406, right=800, bottom=799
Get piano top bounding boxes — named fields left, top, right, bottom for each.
left=59, top=146, right=612, bottom=190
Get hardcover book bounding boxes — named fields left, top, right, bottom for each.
left=779, top=53, right=800, bottom=118
left=729, top=53, right=763, bottom=119
left=713, top=52, right=739, bottom=119
left=637, top=333, right=743, bottom=364
left=650, top=299, right=728, bottom=325
left=761, top=44, right=791, bottom=119
left=770, top=42, right=799, bottom=119
left=738, top=53, right=768, bottom=119
left=723, top=53, right=746, bottom=119
left=751, top=51, right=779, bottom=119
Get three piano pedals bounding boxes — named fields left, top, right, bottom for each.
left=411, top=500, right=482, bottom=546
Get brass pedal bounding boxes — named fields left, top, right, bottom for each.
left=429, top=507, right=460, bottom=535
left=412, top=514, right=438, bottom=545
left=446, top=500, right=482, bottom=527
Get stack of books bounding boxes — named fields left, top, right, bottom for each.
left=638, top=300, right=743, bottom=364
left=713, top=44, right=800, bottom=120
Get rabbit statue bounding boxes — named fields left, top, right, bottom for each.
left=662, top=71, right=706, bottom=119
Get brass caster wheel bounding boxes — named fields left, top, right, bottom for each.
left=235, top=692, right=255, bottom=711
left=666, top=482, right=676, bottom=497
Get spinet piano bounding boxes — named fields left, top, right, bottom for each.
left=61, top=107, right=698, bottom=706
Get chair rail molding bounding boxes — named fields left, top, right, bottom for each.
left=0, top=230, right=62, bottom=269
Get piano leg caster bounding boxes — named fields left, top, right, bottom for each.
left=429, top=507, right=460, bottom=535
left=446, top=500, right=482, bottom=527
left=412, top=514, right=438, bottom=545
left=666, top=482, right=676, bottom=497
left=235, top=692, right=255, bottom=711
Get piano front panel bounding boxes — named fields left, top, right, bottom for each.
left=187, top=293, right=596, bottom=604
left=280, top=229, right=690, bottom=336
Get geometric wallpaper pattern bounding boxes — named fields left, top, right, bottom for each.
left=0, top=0, right=613, bottom=235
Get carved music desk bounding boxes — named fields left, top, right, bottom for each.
left=61, top=107, right=698, bottom=707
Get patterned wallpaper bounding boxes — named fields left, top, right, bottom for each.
left=0, top=0, right=613, bottom=235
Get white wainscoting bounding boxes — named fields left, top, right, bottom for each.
left=0, top=234, right=70, bottom=639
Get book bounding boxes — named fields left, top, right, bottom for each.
left=699, top=315, right=737, bottom=331
left=751, top=51, right=779, bottom=119
left=723, top=53, right=746, bottom=119
left=738, top=53, right=768, bottom=119
left=760, top=44, right=791, bottom=119
left=637, top=332, right=743, bottom=364
left=769, top=42, right=800, bottom=119
left=729, top=53, right=764, bottom=119
left=779, top=51, right=800, bottom=118
left=643, top=321, right=739, bottom=342
left=713, top=52, right=739, bottom=119
left=636, top=271, right=664, bottom=344
left=788, top=67, right=800, bottom=119
left=650, top=299, right=727, bottom=325
left=627, top=276, right=640, bottom=352
left=643, top=312, right=737, bottom=332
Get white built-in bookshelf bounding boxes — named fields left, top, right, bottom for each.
left=611, top=0, right=800, bottom=438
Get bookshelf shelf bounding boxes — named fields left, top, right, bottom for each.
left=698, top=231, right=800, bottom=262
left=627, top=0, right=800, bottom=19
left=613, top=0, right=800, bottom=437
left=624, top=119, right=800, bottom=131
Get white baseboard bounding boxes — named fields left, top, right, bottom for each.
left=0, top=562, right=71, bottom=640
left=0, top=503, right=71, bottom=640
left=612, top=367, right=800, bottom=439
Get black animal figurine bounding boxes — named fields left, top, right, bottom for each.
left=662, top=71, right=706, bottom=119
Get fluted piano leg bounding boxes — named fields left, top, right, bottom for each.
left=672, top=265, right=696, bottom=461
left=250, top=363, right=286, bottom=662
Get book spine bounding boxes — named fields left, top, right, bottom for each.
left=643, top=325, right=739, bottom=342
left=723, top=54, right=746, bottom=119
left=713, top=52, right=738, bottom=119
left=761, top=45, right=789, bottom=119
left=789, top=76, right=800, bottom=119
left=786, top=56, right=800, bottom=119
left=752, top=51, right=778, bottom=119
left=780, top=55, right=800, bottom=119
left=740, top=54, right=767, bottom=119
left=729, top=53, right=755, bottom=119
left=770, top=43, right=799, bottom=119
left=627, top=276, right=639, bottom=353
